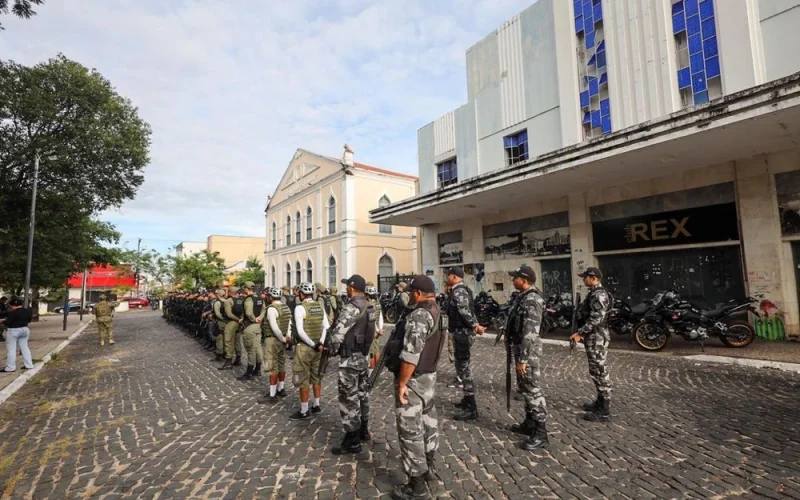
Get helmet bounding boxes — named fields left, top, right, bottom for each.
left=268, top=287, right=281, bottom=299
left=299, top=282, right=316, bottom=296
left=365, top=285, right=377, bottom=295
left=99, top=294, right=107, bottom=300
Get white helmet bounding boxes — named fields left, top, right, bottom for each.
left=365, top=285, right=377, bottom=295
left=299, top=282, right=316, bottom=296
left=268, top=287, right=281, bottom=299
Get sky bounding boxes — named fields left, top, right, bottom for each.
left=0, top=0, right=535, bottom=255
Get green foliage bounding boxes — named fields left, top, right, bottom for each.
left=0, top=0, right=44, bottom=30
left=234, top=256, right=265, bottom=287
left=172, top=250, right=225, bottom=291
left=114, top=248, right=174, bottom=289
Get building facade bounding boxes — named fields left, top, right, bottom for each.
left=175, top=241, right=206, bottom=258
left=206, top=235, right=267, bottom=268
left=264, top=149, right=418, bottom=290
left=372, top=0, right=800, bottom=335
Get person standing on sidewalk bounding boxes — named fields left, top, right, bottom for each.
left=94, top=295, right=118, bottom=346
left=0, top=297, right=34, bottom=372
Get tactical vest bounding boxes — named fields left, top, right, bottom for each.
left=301, top=300, right=324, bottom=342
left=579, top=286, right=612, bottom=328
left=385, top=301, right=444, bottom=375
left=318, top=295, right=333, bottom=318
left=213, top=299, right=226, bottom=321
left=446, top=284, right=475, bottom=330
left=232, top=296, right=245, bottom=318
left=369, top=299, right=382, bottom=321
left=343, top=296, right=375, bottom=356
left=244, top=295, right=264, bottom=318
left=266, top=302, right=291, bottom=335
left=507, top=287, right=539, bottom=345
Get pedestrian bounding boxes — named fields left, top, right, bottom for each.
left=505, top=265, right=549, bottom=450
left=238, top=281, right=265, bottom=381
left=383, top=275, right=446, bottom=500
left=445, top=267, right=485, bottom=421
left=570, top=267, right=613, bottom=422
left=328, top=274, right=375, bottom=455
left=290, top=282, right=329, bottom=419
left=93, top=294, right=118, bottom=346
left=259, top=287, right=291, bottom=403
left=0, top=297, right=34, bottom=372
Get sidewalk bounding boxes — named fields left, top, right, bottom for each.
left=0, top=313, right=93, bottom=393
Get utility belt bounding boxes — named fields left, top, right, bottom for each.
left=340, top=344, right=367, bottom=359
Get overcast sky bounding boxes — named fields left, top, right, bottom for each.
left=0, top=0, right=534, bottom=255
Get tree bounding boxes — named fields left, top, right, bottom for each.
left=172, top=251, right=225, bottom=291
left=0, top=0, right=44, bottom=30
left=234, top=256, right=265, bottom=287
left=0, top=55, right=151, bottom=291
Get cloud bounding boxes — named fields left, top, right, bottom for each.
left=0, top=0, right=535, bottom=254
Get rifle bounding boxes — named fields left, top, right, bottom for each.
left=366, top=340, right=392, bottom=392
left=318, top=333, right=333, bottom=376
left=492, top=316, right=511, bottom=413
left=570, top=292, right=582, bottom=354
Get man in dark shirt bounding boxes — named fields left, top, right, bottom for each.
left=0, top=297, right=34, bottom=372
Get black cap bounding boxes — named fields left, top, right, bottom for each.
left=447, top=266, right=464, bottom=279
left=508, top=265, right=536, bottom=283
left=578, top=267, right=603, bottom=280
left=408, top=275, right=435, bottom=294
left=341, top=274, right=366, bottom=292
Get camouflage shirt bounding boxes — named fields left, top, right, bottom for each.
left=517, top=287, right=546, bottom=362
left=578, top=285, right=611, bottom=336
left=400, top=305, right=436, bottom=366
left=450, top=283, right=478, bottom=332
left=329, top=301, right=366, bottom=369
left=94, top=300, right=115, bottom=319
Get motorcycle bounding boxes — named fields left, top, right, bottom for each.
left=542, top=292, right=574, bottom=334
left=633, top=291, right=757, bottom=351
left=475, top=292, right=501, bottom=328
left=380, top=292, right=398, bottom=323
left=608, top=297, right=650, bottom=336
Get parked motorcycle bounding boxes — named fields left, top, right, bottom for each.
left=475, top=292, right=501, bottom=328
left=542, top=292, right=575, bottom=334
left=608, top=297, right=650, bottom=336
left=633, top=291, right=757, bottom=351
left=380, top=292, right=398, bottom=323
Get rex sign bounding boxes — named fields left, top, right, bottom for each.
left=592, top=203, right=739, bottom=252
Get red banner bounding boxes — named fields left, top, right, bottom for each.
left=67, top=265, right=135, bottom=288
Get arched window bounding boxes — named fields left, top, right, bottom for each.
left=379, top=254, right=394, bottom=277
left=295, top=261, right=302, bottom=285
left=306, top=207, right=312, bottom=240
left=379, top=195, right=392, bottom=234
left=328, top=256, right=337, bottom=287
left=295, top=211, right=301, bottom=243
left=306, top=259, right=313, bottom=282
left=271, top=222, right=276, bottom=250
left=328, top=196, right=336, bottom=235
left=285, top=216, right=291, bottom=246
left=271, top=265, right=276, bottom=286
left=285, top=263, right=291, bottom=286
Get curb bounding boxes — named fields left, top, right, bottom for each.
left=0, top=318, right=94, bottom=406
left=683, top=354, right=800, bottom=374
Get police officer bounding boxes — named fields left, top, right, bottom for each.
left=327, top=274, right=375, bottom=455
left=93, top=294, right=118, bottom=346
left=570, top=267, right=613, bottom=422
left=259, top=287, right=292, bottom=403
left=365, top=282, right=384, bottom=377
left=201, top=291, right=217, bottom=351
left=505, top=265, right=549, bottom=450
left=384, top=275, right=446, bottom=500
left=212, top=289, right=228, bottom=361
left=395, top=282, right=411, bottom=317
left=329, top=286, right=340, bottom=323
left=315, top=283, right=334, bottom=328
left=219, top=286, right=242, bottom=370
left=445, top=267, right=485, bottom=421
left=290, top=282, right=329, bottom=419
left=239, top=281, right=265, bottom=381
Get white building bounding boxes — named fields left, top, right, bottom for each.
left=175, top=241, right=206, bottom=258
left=372, top=0, right=800, bottom=335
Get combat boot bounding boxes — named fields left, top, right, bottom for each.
left=211, top=353, right=223, bottom=362
left=585, top=398, right=611, bottom=422
left=453, top=395, right=478, bottom=421
left=359, top=419, right=371, bottom=442
left=332, top=431, right=362, bottom=455
left=217, top=359, right=233, bottom=370
left=392, top=475, right=430, bottom=500
left=237, top=364, right=255, bottom=381
left=252, top=362, right=262, bottom=377
left=423, top=452, right=437, bottom=482
left=232, top=355, right=242, bottom=366
left=454, top=395, right=469, bottom=409
left=521, top=421, right=549, bottom=451
left=581, top=394, right=602, bottom=412
left=510, top=412, right=536, bottom=435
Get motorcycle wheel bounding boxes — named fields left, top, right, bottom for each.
left=634, top=323, right=669, bottom=351
left=542, top=316, right=556, bottom=335
left=384, top=309, right=397, bottom=324
left=720, top=321, right=755, bottom=348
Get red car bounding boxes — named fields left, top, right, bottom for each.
left=123, top=297, right=150, bottom=309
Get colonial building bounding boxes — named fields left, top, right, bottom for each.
left=372, top=0, right=800, bottom=335
left=264, top=148, right=418, bottom=290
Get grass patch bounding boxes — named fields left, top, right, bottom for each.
left=49, top=352, right=61, bottom=362
left=31, top=377, right=49, bottom=386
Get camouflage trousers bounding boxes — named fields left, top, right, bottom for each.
left=242, top=324, right=264, bottom=366
left=394, top=373, right=438, bottom=478
left=520, top=353, right=547, bottom=423
left=337, top=354, right=370, bottom=433
left=585, top=329, right=612, bottom=400
left=97, top=318, right=113, bottom=342
left=453, top=330, right=475, bottom=397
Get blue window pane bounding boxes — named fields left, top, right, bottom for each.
left=597, top=50, right=607, bottom=68
left=588, top=53, right=597, bottom=66
left=601, top=115, right=612, bottom=134
left=694, top=90, right=709, bottom=105
left=701, top=18, right=716, bottom=39
left=690, top=52, right=704, bottom=74
left=574, top=0, right=582, bottom=15
left=589, top=77, right=599, bottom=96
left=687, top=14, right=700, bottom=36
left=677, top=67, right=692, bottom=89
left=591, top=110, right=601, bottom=128
left=586, top=31, right=596, bottom=49
left=599, top=72, right=608, bottom=86
left=575, top=15, right=584, bottom=33
left=673, top=12, right=686, bottom=34
left=672, top=0, right=685, bottom=15
left=706, top=56, right=720, bottom=78
left=583, top=111, right=591, bottom=124
left=700, top=0, right=714, bottom=20
left=593, top=3, right=602, bottom=22
left=600, top=98, right=610, bottom=116
left=703, top=36, right=718, bottom=58
left=692, top=72, right=707, bottom=92
left=585, top=17, right=594, bottom=35
left=597, top=40, right=605, bottom=51
left=518, top=130, right=527, bottom=143
left=580, top=90, right=590, bottom=108
left=583, top=2, right=592, bottom=21
left=685, top=0, right=699, bottom=16
left=504, top=136, right=513, bottom=148
left=689, top=33, right=702, bottom=55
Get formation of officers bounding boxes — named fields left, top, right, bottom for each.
left=163, top=265, right=613, bottom=500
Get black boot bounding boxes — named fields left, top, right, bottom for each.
left=585, top=397, right=611, bottom=422
left=252, top=362, right=262, bottom=377
left=359, top=419, right=371, bottom=442
left=454, top=395, right=469, bottom=409
left=211, top=353, right=223, bottom=361
left=392, top=474, right=430, bottom=500
left=332, top=430, right=362, bottom=455
left=510, top=412, right=536, bottom=435
left=453, top=395, right=478, bottom=421
left=521, top=421, right=549, bottom=451
left=237, top=364, right=254, bottom=381
left=423, top=452, right=436, bottom=482
left=232, top=355, right=242, bottom=367
left=581, top=394, right=602, bottom=412
left=217, top=359, right=233, bottom=370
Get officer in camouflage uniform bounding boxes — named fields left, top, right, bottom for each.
left=445, top=267, right=485, bottom=421
left=259, top=287, right=291, bottom=403
left=218, top=286, right=242, bottom=371
left=328, top=275, right=375, bottom=455
left=212, top=289, right=227, bottom=361
left=315, top=283, right=333, bottom=328
left=384, top=275, right=446, bottom=500
left=239, top=281, right=265, bottom=381
left=94, top=294, right=118, bottom=346
left=290, top=282, right=329, bottom=419
left=505, top=265, right=549, bottom=450
left=395, top=282, right=411, bottom=317
left=366, top=282, right=384, bottom=377
left=570, top=267, right=613, bottom=422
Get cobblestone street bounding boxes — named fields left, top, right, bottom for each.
left=0, top=311, right=798, bottom=499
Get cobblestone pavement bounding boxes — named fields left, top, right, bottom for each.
left=0, top=311, right=798, bottom=499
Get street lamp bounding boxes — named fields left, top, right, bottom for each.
left=22, top=153, right=40, bottom=309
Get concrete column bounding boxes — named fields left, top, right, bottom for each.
left=568, top=192, right=595, bottom=297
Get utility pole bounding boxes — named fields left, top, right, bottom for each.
left=23, top=153, right=40, bottom=309
left=136, top=238, right=142, bottom=297
left=79, top=268, right=88, bottom=322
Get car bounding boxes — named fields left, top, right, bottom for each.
left=53, top=302, right=95, bottom=314
left=123, top=297, right=150, bottom=309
